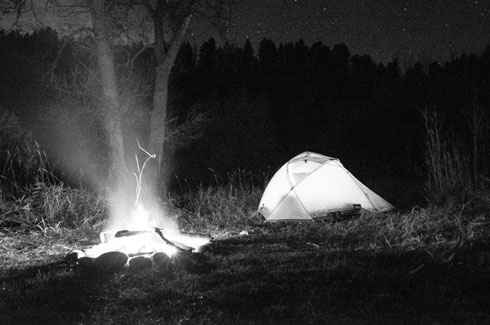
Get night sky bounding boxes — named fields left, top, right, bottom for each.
left=191, top=0, right=490, bottom=64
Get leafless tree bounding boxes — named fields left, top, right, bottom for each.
left=0, top=0, right=234, bottom=209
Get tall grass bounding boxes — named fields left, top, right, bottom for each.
left=169, top=169, right=489, bottom=249
left=0, top=110, right=56, bottom=194
left=421, top=107, right=489, bottom=209
left=1, top=109, right=107, bottom=233
left=172, top=170, right=268, bottom=234
left=1, top=184, right=107, bottom=233
left=2, top=103, right=489, bottom=241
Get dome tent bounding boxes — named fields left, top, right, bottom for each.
left=258, top=152, right=395, bottom=222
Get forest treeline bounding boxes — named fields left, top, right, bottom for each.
left=1, top=28, right=489, bottom=205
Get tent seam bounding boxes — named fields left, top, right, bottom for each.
left=281, top=154, right=338, bottom=219
left=267, top=154, right=331, bottom=219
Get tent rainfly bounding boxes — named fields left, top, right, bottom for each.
left=258, top=152, right=395, bottom=222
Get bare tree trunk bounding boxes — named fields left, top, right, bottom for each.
left=146, top=62, right=171, bottom=200
left=87, top=0, right=128, bottom=197
left=144, top=4, right=194, bottom=202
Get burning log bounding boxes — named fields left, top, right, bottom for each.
left=154, top=227, right=195, bottom=252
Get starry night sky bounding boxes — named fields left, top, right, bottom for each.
left=192, top=0, right=490, bottom=64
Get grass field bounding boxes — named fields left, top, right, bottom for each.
left=1, top=187, right=490, bottom=324
left=1, top=115, right=490, bottom=323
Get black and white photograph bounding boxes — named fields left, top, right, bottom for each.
left=1, top=0, right=489, bottom=323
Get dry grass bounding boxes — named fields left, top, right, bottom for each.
left=1, top=109, right=490, bottom=324
left=1, top=167, right=490, bottom=324
left=172, top=170, right=267, bottom=236
left=1, top=208, right=489, bottom=324
left=420, top=107, right=490, bottom=209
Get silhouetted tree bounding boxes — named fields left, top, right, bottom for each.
left=239, top=38, right=256, bottom=74
left=258, top=38, right=278, bottom=74
left=198, top=37, right=218, bottom=75
left=331, top=42, right=351, bottom=78
left=351, top=54, right=377, bottom=99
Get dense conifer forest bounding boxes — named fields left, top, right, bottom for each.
left=1, top=28, right=489, bottom=206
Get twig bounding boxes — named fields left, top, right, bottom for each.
left=154, top=227, right=189, bottom=252
left=132, top=140, right=156, bottom=211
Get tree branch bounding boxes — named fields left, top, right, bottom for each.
left=0, top=0, right=28, bottom=31
left=129, top=43, right=154, bottom=72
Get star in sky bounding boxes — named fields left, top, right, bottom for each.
left=191, top=0, right=490, bottom=64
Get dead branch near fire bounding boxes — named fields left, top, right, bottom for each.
left=132, top=140, right=156, bottom=212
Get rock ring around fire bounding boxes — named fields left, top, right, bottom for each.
left=66, top=247, right=208, bottom=273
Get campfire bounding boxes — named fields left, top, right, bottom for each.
left=67, top=224, right=211, bottom=272
left=66, top=144, right=211, bottom=272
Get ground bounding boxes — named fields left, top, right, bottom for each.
left=1, top=218, right=490, bottom=324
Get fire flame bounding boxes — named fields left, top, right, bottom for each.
left=78, top=143, right=210, bottom=266
left=128, top=202, right=156, bottom=230
left=82, top=203, right=209, bottom=261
